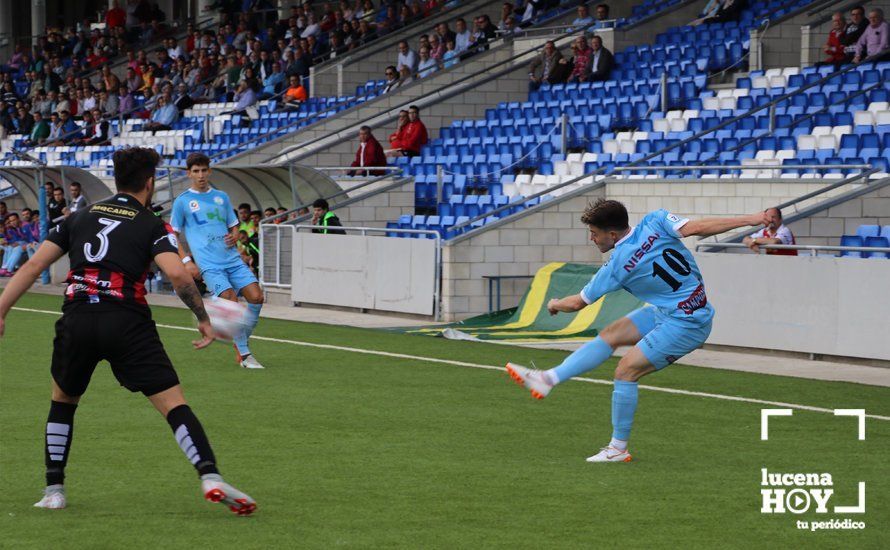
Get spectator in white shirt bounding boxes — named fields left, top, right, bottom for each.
left=743, top=207, right=798, bottom=255
left=454, top=18, right=472, bottom=54
left=396, top=40, right=418, bottom=74
left=65, top=182, right=86, bottom=216
left=81, top=89, right=97, bottom=112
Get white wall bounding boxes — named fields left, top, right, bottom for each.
left=291, top=232, right=437, bottom=315
left=695, top=253, right=890, bottom=361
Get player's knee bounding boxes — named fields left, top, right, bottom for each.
left=600, top=318, right=634, bottom=348
left=219, top=289, right=237, bottom=301
left=599, top=323, right=621, bottom=347
left=51, top=386, right=80, bottom=404
left=244, top=287, right=264, bottom=304
left=614, top=360, right=643, bottom=382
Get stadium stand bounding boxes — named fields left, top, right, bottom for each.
left=378, top=0, right=890, bottom=241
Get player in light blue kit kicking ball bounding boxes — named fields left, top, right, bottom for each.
left=507, top=199, right=768, bottom=462
left=170, top=153, right=266, bottom=369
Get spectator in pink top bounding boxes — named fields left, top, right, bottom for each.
left=853, top=8, right=890, bottom=62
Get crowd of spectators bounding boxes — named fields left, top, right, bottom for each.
left=525, top=35, right=614, bottom=92
left=0, top=0, right=597, bottom=151
left=820, top=6, right=889, bottom=67
left=0, top=1, right=469, bottom=146
left=0, top=180, right=87, bottom=276
left=378, top=3, right=613, bottom=89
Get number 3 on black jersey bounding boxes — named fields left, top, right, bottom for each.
left=83, top=218, right=122, bottom=262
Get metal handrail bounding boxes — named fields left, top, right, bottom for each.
left=696, top=242, right=890, bottom=255
left=446, top=46, right=890, bottom=235
left=310, top=166, right=403, bottom=172
left=260, top=171, right=409, bottom=225
left=610, top=164, right=872, bottom=171
left=806, top=0, right=846, bottom=17
left=265, top=31, right=584, bottom=164
left=805, top=0, right=859, bottom=24
left=774, top=168, right=880, bottom=212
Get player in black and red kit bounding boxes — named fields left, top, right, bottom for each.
left=0, top=148, right=257, bottom=515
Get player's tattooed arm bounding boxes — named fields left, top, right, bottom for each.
left=155, top=252, right=208, bottom=322
left=175, top=281, right=210, bottom=323
left=175, top=231, right=202, bottom=280
left=176, top=230, right=192, bottom=257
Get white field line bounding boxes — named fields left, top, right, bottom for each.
left=11, top=307, right=890, bottom=422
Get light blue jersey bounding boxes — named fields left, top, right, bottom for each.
left=170, top=187, right=242, bottom=271
left=581, top=209, right=714, bottom=326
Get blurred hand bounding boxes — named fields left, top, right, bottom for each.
left=547, top=298, right=559, bottom=316
left=193, top=320, right=216, bottom=349
left=750, top=211, right=769, bottom=227
left=223, top=233, right=237, bottom=247
left=185, top=261, right=201, bottom=280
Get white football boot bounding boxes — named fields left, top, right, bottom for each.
left=33, top=485, right=66, bottom=509
left=505, top=362, right=554, bottom=400
left=201, top=474, right=257, bottom=515
left=239, top=354, right=265, bottom=369
left=586, top=446, right=633, bottom=463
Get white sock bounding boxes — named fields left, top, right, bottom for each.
left=610, top=438, right=628, bottom=451
left=542, top=370, right=559, bottom=385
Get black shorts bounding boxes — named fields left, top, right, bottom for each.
left=51, top=308, right=180, bottom=397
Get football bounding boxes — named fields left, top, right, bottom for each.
left=204, top=298, right=249, bottom=341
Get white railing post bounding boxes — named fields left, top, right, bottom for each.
left=337, top=63, right=344, bottom=98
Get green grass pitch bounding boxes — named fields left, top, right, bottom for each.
left=1, top=292, right=888, bottom=548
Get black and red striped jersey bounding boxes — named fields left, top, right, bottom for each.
left=46, top=193, right=179, bottom=314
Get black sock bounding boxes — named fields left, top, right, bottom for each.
left=45, top=401, right=78, bottom=486
left=166, top=404, right=219, bottom=477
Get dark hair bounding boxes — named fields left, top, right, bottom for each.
left=580, top=199, right=629, bottom=231
left=238, top=203, right=251, bottom=211
left=596, top=3, right=610, bottom=15
left=851, top=5, right=865, bottom=14
left=312, top=198, right=330, bottom=210
left=69, top=181, right=81, bottom=189
left=359, top=125, right=371, bottom=132
left=112, top=147, right=160, bottom=193
left=53, top=186, right=64, bottom=192
left=766, top=206, right=783, bottom=220
left=186, top=152, right=211, bottom=170
left=408, top=104, right=419, bottom=112
left=251, top=210, right=262, bottom=216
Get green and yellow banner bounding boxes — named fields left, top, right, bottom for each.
left=402, top=262, right=646, bottom=342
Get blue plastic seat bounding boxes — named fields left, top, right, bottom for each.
left=864, top=236, right=890, bottom=259
left=839, top=235, right=864, bottom=257
left=856, top=225, right=881, bottom=239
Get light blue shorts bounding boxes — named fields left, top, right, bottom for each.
left=626, top=306, right=712, bottom=369
left=202, top=263, right=258, bottom=297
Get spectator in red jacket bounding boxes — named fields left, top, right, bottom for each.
left=387, top=110, right=410, bottom=155
left=821, top=12, right=847, bottom=66
left=349, top=126, right=387, bottom=176
left=105, top=0, right=127, bottom=29
left=395, top=105, right=428, bottom=157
